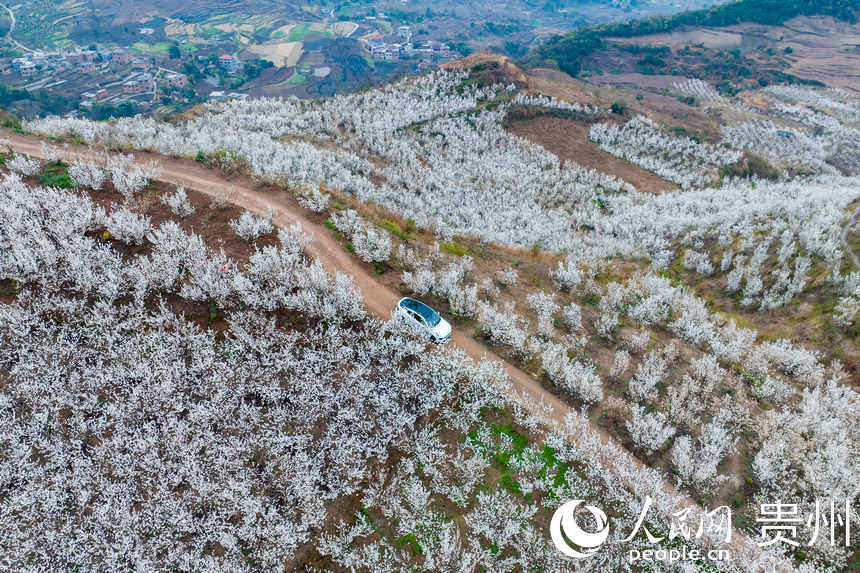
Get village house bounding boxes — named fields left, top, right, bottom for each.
left=131, top=58, right=151, bottom=71
left=112, top=48, right=133, bottom=65
left=123, top=73, right=153, bottom=94
left=219, top=54, right=240, bottom=73
left=163, top=72, right=188, bottom=89
left=19, top=61, right=37, bottom=77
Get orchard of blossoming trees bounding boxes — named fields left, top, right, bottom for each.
left=7, top=68, right=860, bottom=570
left=672, top=78, right=726, bottom=103
left=24, top=72, right=632, bottom=252
left=23, top=73, right=858, bottom=284
left=589, top=115, right=742, bottom=189
left=0, top=168, right=809, bottom=572
left=387, top=220, right=856, bottom=564
left=763, top=85, right=860, bottom=122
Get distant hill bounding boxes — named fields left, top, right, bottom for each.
left=538, top=0, right=859, bottom=77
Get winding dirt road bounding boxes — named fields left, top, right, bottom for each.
left=2, top=130, right=789, bottom=571
left=3, top=130, right=580, bottom=427
left=0, top=2, right=32, bottom=54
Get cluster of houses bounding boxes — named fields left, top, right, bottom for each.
left=4, top=47, right=150, bottom=78
left=0, top=44, right=195, bottom=111
left=360, top=26, right=452, bottom=62
left=122, top=70, right=188, bottom=94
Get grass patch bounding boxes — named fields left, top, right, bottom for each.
left=379, top=218, right=414, bottom=240
left=288, top=23, right=331, bottom=42
left=394, top=533, right=423, bottom=555
left=285, top=73, right=307, bottom=85
left=499, top=474, right=522, bottom=495
left=287, top=23, right=309, bottom=42
left=131, top=42, right=172, bottom=55
left=440, top=240, right=468, bottom=257
left=1, top=115, right=22, bottom=131
left=39, top=162, right=73, bottom=188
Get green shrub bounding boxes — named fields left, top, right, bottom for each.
left=610, top=101, right=627, bottom=115
left=1, top=115, right=21, bottom=130
left=395, top=533, right=423, bottom=555
left=719, top=151, right=780, bottom=181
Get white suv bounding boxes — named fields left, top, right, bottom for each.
left=393, top=297, right=452, bottom=344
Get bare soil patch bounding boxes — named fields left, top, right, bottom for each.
left=505, top=115, right=677, bottom=194
left=587, top=72, right=692, bottom=91
left=758, top=16, right=860, bottom=92
left=246, top=40, right=303, bottom=68
left=525, top=68, right=599, bottom=104
left=442, top=53, right=528, bottom=87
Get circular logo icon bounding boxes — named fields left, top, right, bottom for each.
left=550, top=500, right=610, bottom=559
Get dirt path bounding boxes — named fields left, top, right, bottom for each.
left=3, top=131, right=587, bottom=434
left=3, top=130, right=789, bottom=570
left=0, top=2, right=32, bottom=54
left=841, top=206, right=859, bottom=270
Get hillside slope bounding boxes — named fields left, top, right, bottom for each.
left=3, top=56, right=858, bottom=570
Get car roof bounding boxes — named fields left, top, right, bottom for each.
left=399, top=297, right=438, bottom=320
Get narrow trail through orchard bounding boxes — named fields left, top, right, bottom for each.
left=841, top=205, right=859, bottom=270
left=3, top=130, right=787, bottom=570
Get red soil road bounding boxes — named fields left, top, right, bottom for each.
left=3, top=130, right=790, bottom=570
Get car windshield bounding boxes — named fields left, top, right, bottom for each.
left=403, top=298, right=441, bottom=327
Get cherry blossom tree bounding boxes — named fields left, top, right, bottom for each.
left=104, top=205, right=151, bottom=245
left=7, top=153, right=40, bottom=176
left=162, top=184, right=195, bottom=218
left=351, top=223, right=392, bottom=263
left=526, top=291, right=558, bottom=337
left=627, top=405, right=676, bottom=454
left=68, top=158, right=106, bottom=190
left=230, top=209, right=274, bottom=241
